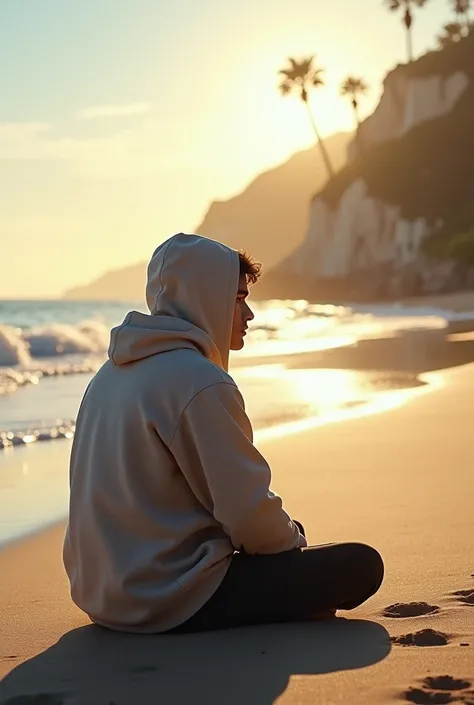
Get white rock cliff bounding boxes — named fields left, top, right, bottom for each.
left=285, top=68, right=470, bottom=285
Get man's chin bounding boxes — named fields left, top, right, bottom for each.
left=230, top=338, right=245, bottom=351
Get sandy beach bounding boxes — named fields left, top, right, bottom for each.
left=0, top=358, right=473, bottom=704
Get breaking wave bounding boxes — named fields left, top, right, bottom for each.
left=0, top=320, right=110, bottom=367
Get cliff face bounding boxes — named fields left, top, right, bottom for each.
left=261, top=35, right=474, bottom=301
left=349, top=69, right=468, bottom=160
left=64, top=133, right=351, bottom=300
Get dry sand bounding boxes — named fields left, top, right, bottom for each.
left=1, top=364, right=474, bottom=704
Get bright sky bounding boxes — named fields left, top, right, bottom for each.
left=0, top=0, right=451, bottom=298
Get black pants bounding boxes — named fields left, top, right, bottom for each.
left=170, top=525, right=384, bottom=633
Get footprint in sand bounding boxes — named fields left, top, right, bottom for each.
left=382, top=602, right=440, bottom=618
left=403, top=675, right=473, bottom=704
left=452, top=589, right=474, bottom=606
left=391, top=628, right=449, bottom=647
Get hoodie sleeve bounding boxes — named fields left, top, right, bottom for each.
left=169, top=381, right=307, bottom=554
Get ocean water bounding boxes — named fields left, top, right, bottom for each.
left=0, top=297, right=470, bottom=545
left=1, top=297, right=470, bottom=439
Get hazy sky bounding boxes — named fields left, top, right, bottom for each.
left=0, top=0, right=451, bottom=298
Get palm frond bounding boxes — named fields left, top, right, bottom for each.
left=277, top=55, right=325, bottom=102
left=341, top=78, right=353, bottom=95
left=311, top=67, right=325, bottom=87
left=445, top=20, right=465, bottom=31
left=278, top=57, right=314, bottom=82
left=291, top=57, right=314, bottom=81
left=341, top=76, right=369, bottom=96
left=385, top=0, right=401, bottom=10
left=299, top=57, right=314, bottom=76
left=279, top=80, right=293, bottom=96
left=386, top=0, right=430, bottom=8
left=451, top=0, right=471, bottom=13
left=437, top=21, right=464, bottom=46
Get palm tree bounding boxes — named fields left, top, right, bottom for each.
left=451, top=0, right=472, bottom=34
left=340, top=76, right=369, bottom=128
left=384, top=0, right=430, bottom=63
left=438, top=21, right=464, bottom=47
left=278, top=56, right=335, bottom=179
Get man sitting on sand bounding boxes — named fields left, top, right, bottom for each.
left=63, top=233, right=384, bottom=633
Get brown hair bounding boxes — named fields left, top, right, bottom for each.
left=238, top=250, right=262, bottom=285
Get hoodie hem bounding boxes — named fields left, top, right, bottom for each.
left=87, top=556, right=232, bottom=634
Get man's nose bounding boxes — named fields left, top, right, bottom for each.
left=246, top=304, right=255, bottom=322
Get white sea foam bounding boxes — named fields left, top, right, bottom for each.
left=0, top=325, right=32, bottom=366
left=0, top=368, right=41, bottom=396
left=0, top=320, right=110, bottom=366
left=23, top=320, right=110, bottom=357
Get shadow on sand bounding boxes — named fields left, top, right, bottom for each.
left=0, top=618, right=390, bottom=705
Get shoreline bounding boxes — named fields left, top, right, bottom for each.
left=0, top=516, right=68, bottom=554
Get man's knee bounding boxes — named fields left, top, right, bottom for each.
left=350, top=542, right=384, bottom=590
left=336, top=542, right=384, bottom=610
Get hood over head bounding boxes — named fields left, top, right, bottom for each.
left=108, top=233, right=240, bottom=371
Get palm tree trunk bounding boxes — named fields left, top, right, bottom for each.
left=304, top=101, right=334, bottom=179
left=352, top=99, right=360, bottom=129
left=406, top=23, right=413, bottom=62
left=404, top=6, right=414, bottom=62
left=353, top=101, right=364, bottom=157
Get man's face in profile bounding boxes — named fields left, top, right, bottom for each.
left=230, top=274, right=254, bottom=351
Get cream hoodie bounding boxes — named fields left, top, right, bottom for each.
left=63, top=233, right=306, bottom=633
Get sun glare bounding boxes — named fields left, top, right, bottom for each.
left=230, top=45, right=357, bottom=173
